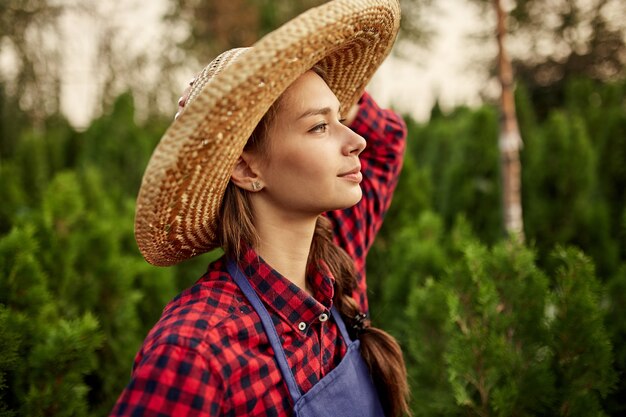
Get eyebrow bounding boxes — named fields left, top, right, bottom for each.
left=296, top=106, right=340, bottom=121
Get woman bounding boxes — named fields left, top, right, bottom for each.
left=112, top=0, right=409, bottom=416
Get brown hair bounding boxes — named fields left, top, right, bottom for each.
left=218, top=68, right=410, bottom=417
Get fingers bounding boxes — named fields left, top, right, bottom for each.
left=175, top=76, right=198, bottom=120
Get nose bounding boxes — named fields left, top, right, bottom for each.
left=342, top=126, right=366, bottom=156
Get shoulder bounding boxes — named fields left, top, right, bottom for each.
left=139, top=257, right=248, bottom=358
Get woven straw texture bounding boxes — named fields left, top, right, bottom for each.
left=135, top=0, right=401, bottom=266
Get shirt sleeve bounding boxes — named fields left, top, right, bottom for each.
left=110, top=343, right=223, bottom=416
left=327, top=92, right=407, bottom=308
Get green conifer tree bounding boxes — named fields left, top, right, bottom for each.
left=549, top=247, right=616, bottom=415
left=523, top=110, right=617, bottom=276
left=403, top=108, right=503, bottom=244
left=401, top=220, right=615, bottom=416
left=0, top=306, right=19, bottom=417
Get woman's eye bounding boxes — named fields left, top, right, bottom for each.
left=310, top=123, right=328, bottom=133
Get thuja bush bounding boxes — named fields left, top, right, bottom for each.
left=398, top=78, right=626, bottom=282
left=0, top=93, right=221, bottom=415
left=392, top=220, right=616, bottom=416
left=563, top=78, right=626, bottom=229
left=1, top=78, right=624, bottom=414
left=604, top=263, right=626, bottom=415
left=406, top=106, right=503, bottom=244
left=0, top=168, right=180, bottom=415
left=522, top=109, right=617, bottom=278
left=0, top=225, right=104, bottom=416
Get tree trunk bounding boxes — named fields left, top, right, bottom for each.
left=493, top=0, right=524, bottom=241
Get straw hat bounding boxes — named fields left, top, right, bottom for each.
left=135, top=0, right=401, bottom=266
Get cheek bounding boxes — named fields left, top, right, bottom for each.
left=271, top=143, right=330, bottom=180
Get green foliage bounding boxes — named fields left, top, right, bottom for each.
left=404, top=275, right=457, bottom=416
left=0, top=84, right=28, bottom=159
left=0, top=90, right=180, bottom=415
left=0, top=306, right=19, bottom=417
left=406, top=106, right=503, bottom=244
left=0, top=112, right=79, bottom=235
left=0, top=226, right=103, bottom=415
left=32, top=168, right=180, bottom=415
left=381, top=220, right=615, bottom=416
left=604, top=264, right=626, bottom=415
left=522, top=92, right=619, bottom=278
left=22, top=314, right=103, bottom=417
left=2, top=75, right=625, bottom=415
left=78, top=93, right=166, bottom=201
left=563, top=79, right=626, bottom=260
left=369, top=76, right=626, bottom=416
left=445, top=239, right=554, bottom=416
left=403, top=228, right=554, bottom=416
left=369, top=210, right=448, bottom=329
left=549, top=247, right=616, bottom=416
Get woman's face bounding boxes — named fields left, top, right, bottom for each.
left=250, top=70, right=366, bottom=218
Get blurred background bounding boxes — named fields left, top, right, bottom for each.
left=1, top=0, right=625, bottom=415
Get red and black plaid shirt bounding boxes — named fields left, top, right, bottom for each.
left=110, top=92, right=407, bottom=416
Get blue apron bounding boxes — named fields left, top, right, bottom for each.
left=227, top=259, right=386, bottom=417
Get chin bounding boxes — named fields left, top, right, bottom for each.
left=333, top=192, right=363, bottom=211
left=312, top=187, right=362, bottom=213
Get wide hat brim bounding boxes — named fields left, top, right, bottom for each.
left=135, top=0, right=401, bottom=266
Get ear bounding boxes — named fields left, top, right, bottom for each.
left=231, top=151, right=263, bottom=191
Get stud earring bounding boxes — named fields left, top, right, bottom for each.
left=251, top=181, right=261, bottom=191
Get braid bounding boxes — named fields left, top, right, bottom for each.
left=310, top=216, right=411, bottom=417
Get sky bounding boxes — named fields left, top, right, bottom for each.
left=369, top=1, right=495, bottom=120
left=53, top=0, right=493, bottom=128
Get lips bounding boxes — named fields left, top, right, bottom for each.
left=338, top=166, right=363, bottom=183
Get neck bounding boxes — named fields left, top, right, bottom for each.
left=251, top=205, right=318, bottom=292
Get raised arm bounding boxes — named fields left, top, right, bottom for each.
left=327, top=92, right=407, bottom=310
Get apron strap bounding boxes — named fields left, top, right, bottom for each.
left=226, top=259, right=303, bottom=403
left=330, top=306, right=354, bottom=345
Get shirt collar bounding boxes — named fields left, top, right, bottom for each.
left=237, top=246, right=335, bottom=332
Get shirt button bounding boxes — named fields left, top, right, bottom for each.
left=319, top=313, right=329, bottom=322
left=298, top=322, right=306, bottom=331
